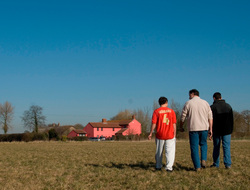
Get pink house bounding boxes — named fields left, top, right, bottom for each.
left=84, top=116, right=141, bottom=138
left=67, top=129, right=87, bottom=138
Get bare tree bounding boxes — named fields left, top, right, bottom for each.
left=0, top=101, right=14, bottom=134
left=170, top=99, right=185, bottom=134
left=74, top=123, right=84, bottom=129
left=133, top=108, right=151, bottom=135
left=110, top=108, right=151, bottom=135
left=241, top=110, right=250, bottom=132
left=153, top=100, right=159, bottom=111
left=21, top=105, right=46, bottom=133
left=110, top=109, right=133, bottom=120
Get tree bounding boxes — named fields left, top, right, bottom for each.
left=132, top=108, right=151, bottom=135
left=74, top=123, right=84, bottom=129
left=110, top=108, right=151, bottom=135
left=21, top=105, right=46, bottom=133
left=170, top=99, right=184, bottom=133
left=153, top=100, right=159, bottom=111
left=0, top=101, right=14, bottom=134
left=110, top=109, right=133, bottom=120
left=48, top=128, right=59, bottom=140
left=241, top=110, right=250, bottom=133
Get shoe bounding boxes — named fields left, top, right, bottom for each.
left=225, top=166, right=231, bottom=169
left=166, top=169, right=173, bottom=173
left=155, top=168, right=162, bottom=171
left=201, top=160, right=206, bottom=168
left=195, top=168, right=201, bottom=172
left=210, top=164, right=218, bottom=168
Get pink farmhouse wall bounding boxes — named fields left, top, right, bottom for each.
left=94, top=127, right=121, bottom=138
left=84, top=119, right=141, bottom=138
left=84, top=123, right=122, bottom=138
left=122, top=120, right=141, bottom=136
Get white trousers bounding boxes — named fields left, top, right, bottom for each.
left=155, top=137, right=176, bottom=170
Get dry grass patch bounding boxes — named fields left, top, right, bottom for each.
left=0, top=140, right=249, bottom=190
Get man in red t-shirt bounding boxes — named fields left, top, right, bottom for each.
left=148, top=97, right=176, bottom=172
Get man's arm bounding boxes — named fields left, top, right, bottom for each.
left=208, top=119, right=213, bottom=140
left=180, top=104, right=187, bottom=132
left=208, top=106, right=213, bottom=140
left=180, top=120, right=185, bottom=132
left=148, top=123, right=156, bottom=140
left=173, top=123, right=176, bottom=137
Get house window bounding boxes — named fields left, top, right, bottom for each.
left=97, top=128, right=99, bottom=131
left=101, top=127, right=103, bottom=131
left=113, top=128, right=115, bottom=131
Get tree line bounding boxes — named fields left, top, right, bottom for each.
left=0, top=102, right=46, bottom=134
left=0, top=100, right=249, bottom=138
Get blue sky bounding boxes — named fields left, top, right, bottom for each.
left=0, top=0, right=249, bottom=133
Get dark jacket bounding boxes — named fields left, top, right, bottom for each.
left=211, top=99, right=234, bottom=136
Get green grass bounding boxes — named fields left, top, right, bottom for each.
left=0, top=140, right=249, bottom=190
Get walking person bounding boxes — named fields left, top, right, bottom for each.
left=180, top=89, right=213, bottom=171
left=148, top=97, right=177, bottom=172
left=210, top=92, right=233, bottom=169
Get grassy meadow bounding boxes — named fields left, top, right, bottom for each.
left=0, top=140, right=249, bottom=190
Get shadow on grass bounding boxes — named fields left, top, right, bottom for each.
left=85, top=162, right=194, bottom=171
left=174, top=162, right=194, bottom=171
left=85, top=162, right=156, bottom=171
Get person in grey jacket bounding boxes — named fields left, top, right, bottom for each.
left=210, top=92, right=234, bottom=169
left=180, top=89, right=213, bottom=171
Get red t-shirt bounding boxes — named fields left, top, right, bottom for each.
left=152, top=107, right=176, bottom=140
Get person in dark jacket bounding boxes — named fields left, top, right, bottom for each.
left=210, top=92, right=234, bottom=169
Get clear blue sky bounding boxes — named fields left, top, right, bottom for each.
left=0, top=0, right=249, bottom=133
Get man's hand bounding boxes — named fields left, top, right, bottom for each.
left=148, top=134, right=152, bottom=140
left=148, top=124, right=156, bottom=140
left=208, top=131, right=213, bottom=140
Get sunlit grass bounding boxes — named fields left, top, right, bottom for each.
left=0, top=140, right=249, bottom=190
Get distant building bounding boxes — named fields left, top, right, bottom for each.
left=67, top=129, right=87, bottom=138
left=84, top=116, right=141, bottom=138
left=54, top=125, right=76, bottom=137
left=38, top=124, right=77, bottom=137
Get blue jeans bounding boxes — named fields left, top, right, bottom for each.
left=189, top=131, right=208, bottom=169
left=213, top=134, right=232, bottom=167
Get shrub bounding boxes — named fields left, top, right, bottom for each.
left=32, top=132, right=48, bottom=141
left=48, top=129, right=59, bottom=140
left=70, top=136, right=88, bottom=141
left=22, top=133, right=33, bottom=142
left=61, top=135, right=67, bottom=142
left=115, top=134, right=141, bottom=141
left=0, top=133, right=25, bottom=142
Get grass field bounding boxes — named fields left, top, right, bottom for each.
left=0, top=140, right=249, bottom=190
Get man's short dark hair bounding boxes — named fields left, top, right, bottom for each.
left=189, top=89, right=199, bottom=96
left=213, top=92, right=221, bottom=100
left=158, top=97, right=168, bottom=106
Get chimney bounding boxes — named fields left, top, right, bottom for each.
left=132, top=115, right=135, bottom=119
left=102, top=118, right=107, bottom=124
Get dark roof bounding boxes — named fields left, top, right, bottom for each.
left=73, top=129, right=87, bottom=134
left=54, top=125, right=75, bottom=135
left=87, top=117, right=138, bottom=129
left=115, top=128, right=128, bottom=134
left=89, top=122, right=121, bottom=128
left=107, top=120, right=132, bottom=125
